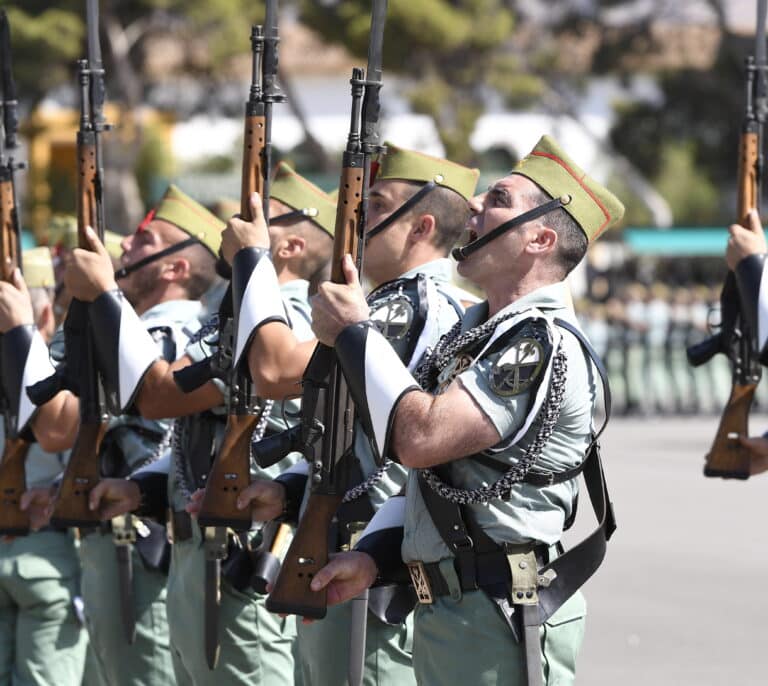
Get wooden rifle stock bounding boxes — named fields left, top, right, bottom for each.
left=196, top=21, right=271, bottom=531
left=267, top=71, right=369, bottom=617
left=704, top=383, right=756, bottom=479
left=50, top=47, right=110, bottom=525
left=0, top=131, right=28, bottom=535
left=0, top=437, right=30, bottom=534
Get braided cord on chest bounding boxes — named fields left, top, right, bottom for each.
left=419, top=343, right=567, bottom=504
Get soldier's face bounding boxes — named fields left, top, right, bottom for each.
left=458, top=175, right=539, bottom=283
left=364, top=179, right=421, bottom=285
left=118, top=219, right=188, bottom=306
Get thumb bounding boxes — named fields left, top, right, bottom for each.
left=342, top=254, right=361, bottom=288
left=84, top=226, right=110, bottom=258
left=250, top=192, right=265, bottom=224
left=12, top=268, right=28, bottom=297
left=310, top=558, right=342, bottom=592
left=747, top=208, right=763, bottom=234
left=89, top=481, right=106, bottom=511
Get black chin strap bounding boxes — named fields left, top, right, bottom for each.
left=452, top=194, right=571, bottom=262
left=114, top=237, right=200, bottom=280
left=365, top=181, right=437, bottom=243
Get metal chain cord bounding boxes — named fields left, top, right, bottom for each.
left=412, top=308, right=570, bottom=505
left=132, top=424, right=174, bottom=472
left=171, top=418, right=193, bottom=501
left=415, top=310, right=523, bottom=390
left=342, top=459, right=393, bottom=502
left=419, top=344, right=567, bottom=505
left=342, top=310, right=526, bottom=502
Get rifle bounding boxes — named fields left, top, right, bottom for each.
left=171, top=2, right=285, bottom=669
left=0, top=9, right=29, bottom=536
left=27, top=0, right=111, bottom=523
left=265, top=0, right=387, bottom=620
left=194, top=0, right=285, bottom=532
left=686, top=0, right=768, bottom=479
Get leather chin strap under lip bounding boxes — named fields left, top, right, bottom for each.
left=114, top=236, right=200, bottom=280
left=364, top=181, right=438, bottom=244
left=452, top=195, right=571, bottom=262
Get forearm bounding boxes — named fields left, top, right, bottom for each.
left=136, top=357, right=223, bottom=419
left=31, top=392, right=79, bottom=452
left=247, top=324, right=316, bottom=399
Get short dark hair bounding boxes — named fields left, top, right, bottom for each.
left=526, top=187, right=587, bottom=278
left=401, top=181, right=471, bottom=254
left=181, top=242, right=220, bottom=301
left=278, top=221, right=334, bottom=282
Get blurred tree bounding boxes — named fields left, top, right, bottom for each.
left=298, top=0, right=533, bottom=164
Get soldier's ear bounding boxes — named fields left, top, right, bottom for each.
left=526, top=225, right=557, bottom=255
left=275, top=235, right=306, bottom=260
left=409, top=214, right=437, bottom=244
left=162, top=257, right=191, bottom=283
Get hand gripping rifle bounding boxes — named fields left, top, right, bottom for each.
left=27, top=0, right=112, bottom=522
left=171, top=2, right=285, bottom=669
left=0, top=9, right=30, bottom=536
left=686, top=0, right=768, bottom=479
left=264, top=0, right=387, bottom=620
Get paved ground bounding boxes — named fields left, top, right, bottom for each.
left=575, top=415, right=768, bottom=685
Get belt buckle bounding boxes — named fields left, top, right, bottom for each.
left=407, top=561, right=434, bottom=605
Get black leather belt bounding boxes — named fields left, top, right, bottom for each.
left=172, top=510, right=194, bottom=542
left=408, top=543, right=552, bottom=603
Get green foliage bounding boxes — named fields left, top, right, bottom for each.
left=5, top=7, right=83, bottom=104
left=299, top=0, right=531, bottom=164
left=653, top=141, right=719, bottom=225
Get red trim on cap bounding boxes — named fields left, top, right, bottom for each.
left=136, top=208, right=156, bottom=233
left=370, top=161, right=380, bottom=183
left=530, top=151, right=610, bottom=236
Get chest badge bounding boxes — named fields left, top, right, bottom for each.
left=369, top=295, right=414, bottom=341
left=490, top=338, right=545, bottom=397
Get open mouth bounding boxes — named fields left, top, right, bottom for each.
left=467, top=230, right=478, bottom=243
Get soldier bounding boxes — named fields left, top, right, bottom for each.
left=305, top=135, right=623, bottom=686
left=0, top=248, right=88, bottom=686
left=229, top=143, right=480, bottom=686
left=2, top=185, right=224, bottom=686
left=79, top=163, right=335, bottom=685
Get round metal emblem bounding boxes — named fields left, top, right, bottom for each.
left=489, top=337, right=545, bottom=397
left=369, top=295, right=414, bottom=341
left=435, top=353, right=473, bottom=394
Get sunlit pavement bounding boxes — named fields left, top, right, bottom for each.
left=576, top=415, right=768, bottom=686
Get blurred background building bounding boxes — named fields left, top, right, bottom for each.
left=6, top=0, right=765, bottom=413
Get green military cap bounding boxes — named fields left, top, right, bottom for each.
left=511, top=135, right=625, bottom=242
left=375, top=142, right=479, bottom=201
left=153, top=184, right=224, bottom=256
left=22, top=247, right=55, bottom=289
left=103, top=230, right=124, bottom=260
left=271, top=162, right=336, bottom=237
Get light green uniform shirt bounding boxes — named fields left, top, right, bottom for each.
left=403, top=282, right=598, bottom=563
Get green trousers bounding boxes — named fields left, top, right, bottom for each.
left=166, top=528, right=298, bottom=686
left=79, top=531, right=175, bottom=686
left=297, top=598, right=415, bottom=686
left=413, top=588, right=586, bottom=686
left=0, top=530, right=87, bottom=686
